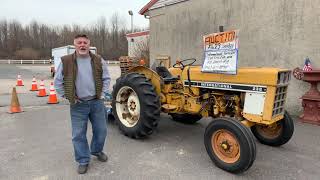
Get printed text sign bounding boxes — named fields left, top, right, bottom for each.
left=202, top=30, right=239, bottom=74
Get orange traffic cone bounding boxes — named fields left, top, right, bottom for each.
left=47, top=82, right=59, bottom=104
left=139, top=59, right=146, bottom=66
left=37, top=80, right=48, bottom=97
left=30, top=76, right=38, bottom=91
left=9, top=87, right=23, bottom=113
left=16, top=74, right=24, bottom=86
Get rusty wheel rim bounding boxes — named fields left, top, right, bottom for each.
left=256, top=122, right=283, bottom=139
left=211, top=129, right=240, bottom=164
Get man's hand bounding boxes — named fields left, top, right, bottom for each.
left=100, top=95, right=106, bottom=100
left=101, top=92, right=112, bottom=101
left=105, top=92, right=112, bottom=101
left=74, top=96, right=82, bottom=103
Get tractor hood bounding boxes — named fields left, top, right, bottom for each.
left=169, top=66, right=291, bottom=86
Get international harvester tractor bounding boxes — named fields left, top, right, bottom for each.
left=111, top=59, right=294, bottom=173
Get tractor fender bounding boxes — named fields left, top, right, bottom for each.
left=128, top=66, right=162, bottom=95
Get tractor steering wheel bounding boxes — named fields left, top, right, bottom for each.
left=173, top=58, right=196, bottom=69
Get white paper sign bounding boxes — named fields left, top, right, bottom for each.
left=202, top=30, right=239, bottom=74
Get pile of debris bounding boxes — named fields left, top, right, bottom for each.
left=119, top=56, right=141, bottom=75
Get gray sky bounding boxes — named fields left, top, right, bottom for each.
left=0, top=0, right=150, bottom=28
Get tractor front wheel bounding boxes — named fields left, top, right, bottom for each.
left=112, top=73, right=160, bottom=138
left=251, top=111, right=294, bottom=146
left=204, top=117, right=256, bottom=173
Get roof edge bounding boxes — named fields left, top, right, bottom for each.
left=139, top=0, right=159, bottom=15
left=126, top=30, right=150, bottom=38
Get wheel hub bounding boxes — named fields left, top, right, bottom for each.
left=212, top=129, right=240, bottom=164
left=127, top=94, right=140, bottom=116
left=116, top=86, right=141, bottom=127
left=220, top=141, right=230, bottom=151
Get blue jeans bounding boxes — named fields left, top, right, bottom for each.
left=70, top=99, right=107, bottom=165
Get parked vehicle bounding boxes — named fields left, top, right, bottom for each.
left=51, top=45, right=97, bottom=77
left=112, top=59, right=294, bottom=173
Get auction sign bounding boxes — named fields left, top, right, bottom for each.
left=202, top=30, right=239, bottom=74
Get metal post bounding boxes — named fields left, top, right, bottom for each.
left=131, top=15, right=133, bottom=33
left=128, top=10, right=134, bottom=33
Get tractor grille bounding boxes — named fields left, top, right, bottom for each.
left=273, top=71, right=291, bottom=117
left=277, top=71, right=291, bottom=85
left=272, top=86, right=288, bottom=117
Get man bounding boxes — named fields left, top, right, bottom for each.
left=54, top=34, right=111, bottom=174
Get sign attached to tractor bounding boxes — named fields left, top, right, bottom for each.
left=202, top=30, right=239, bottom=74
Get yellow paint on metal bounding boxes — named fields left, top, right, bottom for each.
left=169, top=68, right=183, bottom=80
left=162, top=84, right=173, bottom=93
left=241, top=120, right=256, bottom=127
left=184, top=96, right=202, bottom=113
left=161, top=104, right=177, bottom=112
left=263, top=86, right=277, bottom=120
left=243, top=113, right=284, bottom=125
left=243, top=113, right=263, bottom=123
left=129, top=66, right=162, bottom=95
left=171, top=66, right=281, bottom=86
left=160, top=93, right=166, bottom=103
left=184, top=87, right=200, bottom=96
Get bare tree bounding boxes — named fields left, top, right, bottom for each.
left=96, top=16, right=108, bottom=56
left=30, top=20, right=40, bottom=49
left=0, top=20, right=8, bottom=57
left=7, top=20, right=23, bottom=55
left=0, top=15, right=141, bottom=60
left=14, top=47, right=40, bottom=59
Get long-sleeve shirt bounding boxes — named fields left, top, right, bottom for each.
left=54, top=56, right=111, bottom=99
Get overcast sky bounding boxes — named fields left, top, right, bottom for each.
left=0, top=0, right=150, bottom=28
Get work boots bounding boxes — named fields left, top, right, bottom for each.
left=92, top=152, right=108, bottom=162
left=78, top=164, right=88, bottom=174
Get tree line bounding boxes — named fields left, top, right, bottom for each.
left=0, top=13, right=146, bottom=60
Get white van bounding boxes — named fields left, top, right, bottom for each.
left=51, top=45, right=97, bottom=77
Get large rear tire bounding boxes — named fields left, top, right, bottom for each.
left=204, top=118, right=256, bottom=173
left=251, top=111, right=294, bottom=146
left=112, top=73, right=160, bottom=138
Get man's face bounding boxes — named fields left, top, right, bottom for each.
left=74, top=37, right=90, bottom=57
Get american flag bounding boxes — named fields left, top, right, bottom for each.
left=303, top=58, right=312, bottom=71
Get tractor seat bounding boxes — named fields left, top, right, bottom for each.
left=156, top=66, right=179, bottom=83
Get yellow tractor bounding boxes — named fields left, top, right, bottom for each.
left=111, top=58, right=294, bottom=173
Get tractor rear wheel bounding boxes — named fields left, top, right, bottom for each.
left=170, top=113, right=202, bottom=124
left=204, top=118, right=256, bottom=173
left=251, top=111, right=294, bottom=146
left=112, top=73, right=160, bottom=138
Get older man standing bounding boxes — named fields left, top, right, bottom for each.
left=54, top=34, right=111, bottom=174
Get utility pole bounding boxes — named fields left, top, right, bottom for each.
left=128, top=10, right=133, bottom=33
